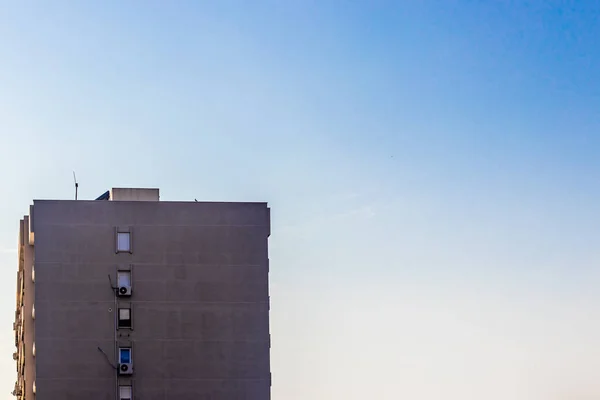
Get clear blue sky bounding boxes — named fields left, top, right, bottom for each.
left=2, top=1, right=600, bottom=399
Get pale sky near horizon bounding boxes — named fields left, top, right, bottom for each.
left=2, top=1, right=600, bottom=399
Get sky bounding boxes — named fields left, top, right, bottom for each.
left=1, top=1, right=600, bottom=399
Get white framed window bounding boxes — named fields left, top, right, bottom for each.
left=32, top=305, right=35, bottom=320
left=32, top=342, right=35, bottom=357
left=31, top=265, right=35, bottom=283
left=117, top=232, right=131, bottom=253
left=119, top=385, right=132, bottom=400
left=117, top=271, right=131, bottom=288
left=118, top=307, right=132, bottom=329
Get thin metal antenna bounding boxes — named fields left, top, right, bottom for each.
left=73, top=171, right=79, bottom=200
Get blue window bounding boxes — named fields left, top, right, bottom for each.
left=119, top=348, right=131, bottom=364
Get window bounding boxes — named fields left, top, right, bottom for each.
left=119, top=385, right=132, bottom=400
left=117, top=232, right=131, bottom=253
left=117, top=271, right=131, bottom=288
left=119, top=347, right=132, bottom=364
left=118, top=308, right=132, bottom=328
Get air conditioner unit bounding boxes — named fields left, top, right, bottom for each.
left=118, top=363, right=133, bottom=375
left=117, top=286, right=131, bottom=297
left=12, top=352, right=17, bottom=360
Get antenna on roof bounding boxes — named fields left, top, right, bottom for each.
left=73, top=171, right=79, bottom=200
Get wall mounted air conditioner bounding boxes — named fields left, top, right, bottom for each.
left=117, top=285, right=132, bottom=297
left=119, top=363, right=133, bottom=375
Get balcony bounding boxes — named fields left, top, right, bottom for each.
left=12, top=381, right=22, bottom=397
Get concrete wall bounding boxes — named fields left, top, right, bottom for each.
left=22, top=218, right=35, bottom=400
left=109, top=188, right=160, bottom=202
left=31, top=200, right=271, bottom=400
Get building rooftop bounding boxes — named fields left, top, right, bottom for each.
left=95, top=188, right=160, bottom=202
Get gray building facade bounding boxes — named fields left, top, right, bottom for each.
left=13, top=188, right=271, bottom=400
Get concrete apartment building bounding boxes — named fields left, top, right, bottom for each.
left=13, top=188, right=271, bottom=400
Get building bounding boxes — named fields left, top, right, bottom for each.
left=13, top=188, right=271, bottom=400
